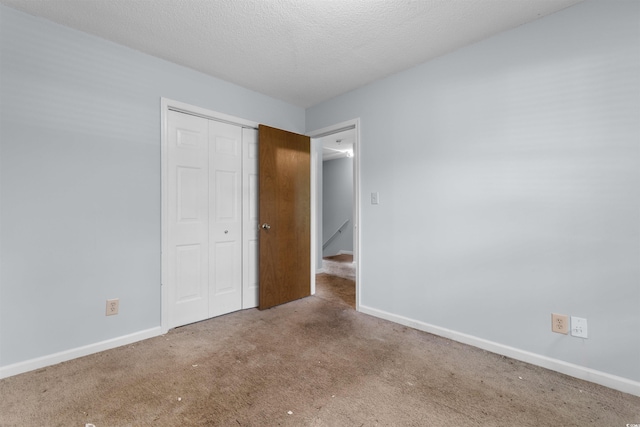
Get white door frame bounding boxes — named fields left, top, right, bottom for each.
left=160, top=98, right=259, bottom=334
left=308, top=119, right=361, bottom=311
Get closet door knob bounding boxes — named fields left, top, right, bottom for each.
left=261, top=223, right=271, bottom=230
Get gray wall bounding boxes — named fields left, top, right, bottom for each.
left=0, top=5, right=304, bottom=368
left=307, top=0, right=640, bottom=382
left=322, top=157, right=353, bottom=257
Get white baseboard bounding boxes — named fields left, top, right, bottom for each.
left=359, top=305, right=640, bottom=397
left=0, top=327, right=162, bottom=379
left=4, top=310, right=638, bottom=397
left=337, top=250, right=353, bottom=255
left=316, top=267, right=326, bottom=274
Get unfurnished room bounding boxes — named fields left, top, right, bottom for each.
left=0, top=0, right=639, bottom=425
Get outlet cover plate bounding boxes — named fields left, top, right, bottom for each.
left=551, top=313, right=569, bottom=334
left=571, top=316, right=588, bottom=338
left=106, top=298, right=119, bottom=316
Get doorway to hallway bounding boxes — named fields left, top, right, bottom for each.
left=309, top=119, right=361, bottom=311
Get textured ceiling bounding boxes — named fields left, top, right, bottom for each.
left=1, top=0, right=583, bottom=108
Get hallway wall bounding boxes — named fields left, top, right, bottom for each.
left=322, top=157, right=354, bottom=257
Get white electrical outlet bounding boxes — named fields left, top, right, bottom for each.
left=106, top=298, right=119, bottom=316
left=571, top=316, right=588, bottom=338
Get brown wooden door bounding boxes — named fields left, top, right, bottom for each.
left=258, top=125, right=310, bottom=310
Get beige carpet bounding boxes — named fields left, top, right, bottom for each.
left=321, top=254, right=355, bottom=281
left=0, top=274, right=638, bottom=426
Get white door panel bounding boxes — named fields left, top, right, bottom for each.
left=176, top=166, right=202, bottom=221
left=167, top=110, right=258, bottom=327
left=175, top=244, right=203, bottom=302
left=168, top=111, right=209, bottom=327
left=242, top=128, right=259, bottom=308
left=209, top=120, right=243, bottom=317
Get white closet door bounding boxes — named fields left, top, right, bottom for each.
left=242, top=128, right=259, bottom=308
left=167, top=111, right=210, bottom=327
left=208, top=120, right=243, bottom=317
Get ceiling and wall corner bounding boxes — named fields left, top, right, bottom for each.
left=0, top=0, right=583, bottom=108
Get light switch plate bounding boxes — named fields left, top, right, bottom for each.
left=371, top=192, right=379, bottom=205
